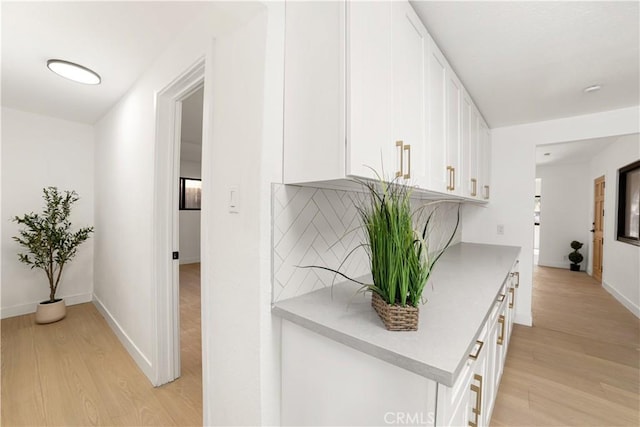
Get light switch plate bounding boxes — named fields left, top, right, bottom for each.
left=229, top=186, right=239, bottom=213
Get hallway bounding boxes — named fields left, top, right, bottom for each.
left=1, top=264, right=202, bottom=426
left=491, top=266, right=640, bottom=426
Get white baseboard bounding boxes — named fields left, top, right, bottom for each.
left=1, top=292, right=92, bottom=319
left=514, top=312, right=533, bottom=327
left=92, top=295, right=155, bottom=382
left=602, top=281, right=640, bottom=318
left=537, top=261, right=586, bottom=271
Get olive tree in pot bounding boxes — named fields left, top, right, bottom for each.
left=12, top=187, right=94, bottom=324
left=569, top=240, right=584, bottom=272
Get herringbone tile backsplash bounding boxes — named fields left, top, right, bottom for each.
left=271, top=184, right=462, bottom=303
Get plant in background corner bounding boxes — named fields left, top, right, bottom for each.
left=568, top=240, right=584, bottom=272
left=12, top=187, right=94, bottom=323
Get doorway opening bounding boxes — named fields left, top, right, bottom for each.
left=177, top=86, right=204, bottom=393
left=534, top=178, right=541, bottom=265
left=152, top=59, right=205, bottom=388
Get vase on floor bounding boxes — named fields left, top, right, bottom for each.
left=35, top=299, right=66, bottom=324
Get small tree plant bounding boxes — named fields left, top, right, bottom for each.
left=568, top=240, right=584, bottom=271
left=12, top=187, right=94, bottom=302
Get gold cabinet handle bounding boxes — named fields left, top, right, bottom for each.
left=469, top=374, right=483, bottom=427
left=509, top=287, right=515, bottom=309
left=403, top=144, right=411, bottom=179
left=446, top=166, right=452, bottom=190
left=497, top=293, right=505, bottom=302
left=395, top=141, right=403, bottom=178
left=514, top=271, right=520, bottom=288
left=452, top=167, right=456, bottom=191
left=469, top=340, right=484, bottom=360
left=484, top=185, right=490, bottom=200
left=471, top=178, right=477, bottom=197
left=497, top=315, right=505, bottom=345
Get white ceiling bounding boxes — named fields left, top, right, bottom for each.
left=411, top=1, right=640, bottom=128
left=0, top=1, right=260, bottom=125
left=535, top=135, right=619, bottom=166
left=2, top=1, right=638, bottom=129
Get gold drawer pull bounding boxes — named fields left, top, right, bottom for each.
left=484, top=185, right=490, bottom=199
left=469, top=374, right=483, bottom=427
left=451, top=167, right=456, bottom=191
left=514, top=271, right=520, bottom=288
left=509, top=287, right=515, bottom=309
left=395, top=141, right=403, bottom=178
left=497, top=315, right=505, bottom=345
left=446, top=166, right=453, bottom=190
left=403, top=144, right=411, bottom=179
left=497, top=293, right=505, bottom=302
left=469, top=340, right=484, bottom=360
left=471, top=178, right=477, bottom=196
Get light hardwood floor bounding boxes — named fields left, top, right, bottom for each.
left=1, top=263, right=202, bottom=426
left=491, top=266, right=640, bottom=426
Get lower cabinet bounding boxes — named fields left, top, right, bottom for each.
left=280, top=259, right=520, bottom=427
left=437, top=260, right=519, bottom=426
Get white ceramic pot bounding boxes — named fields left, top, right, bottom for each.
left=35, top=299, right=66, bottom=324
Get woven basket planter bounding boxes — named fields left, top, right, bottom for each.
left=371, top=292, right=419, bottom=331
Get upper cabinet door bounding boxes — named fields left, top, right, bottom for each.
left=426, top=38, right=448, bottom=192
left=479, top=119, right=492, bottom=201
left=461, top=93, right=480, bottom=199
left=347, top=1, right=393, bottom=180
left=392, top=2, right=428, bottom=187
left=446, top=69, right=462, bottom=195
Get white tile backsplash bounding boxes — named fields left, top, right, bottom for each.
left=272, top=184, right=462, bottom=303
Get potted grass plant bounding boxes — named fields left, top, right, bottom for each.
left=12, top=187, right=94, bottom=324
left=304, top=175, right=460, bottom=331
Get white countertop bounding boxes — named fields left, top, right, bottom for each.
left=272, top=242, right=521, bottom=386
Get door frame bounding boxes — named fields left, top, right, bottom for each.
left=153, top=58, right=205, bottom=386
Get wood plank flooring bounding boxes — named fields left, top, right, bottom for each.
left=491, top=266, right=640, bottom=426
left=1, top=263, right=202, bottom=426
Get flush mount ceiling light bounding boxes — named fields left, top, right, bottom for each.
left=46, top=59, right=101, bottom=85
left=583, top=84, right=601, bottom=93
left=544, top=152, right=551, bottom=156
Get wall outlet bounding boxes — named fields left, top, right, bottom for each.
left=497, top=224, right=504, bottom=235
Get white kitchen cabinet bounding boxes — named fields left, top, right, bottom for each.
left=283, top=0, right=491, bottom=202
left=461, top=93, right=479, bottom=199
left=284, top=0, right=427, bottom=184
left=391, top=1, right=428, bottom=186
left=446, top=69, right=463, bottom=194
left=276, top=245, right=521, bottom=427
left=426, top=38, right=466, bottom=195
left=347, top=0, right=393, bottom=180
left=281, top=320, right=437, bottom=426
left=479, top=119, right=492, bottom=201
left=425, top=37, right=448, bottom=192
left=436, top=328, right=488, bottom=427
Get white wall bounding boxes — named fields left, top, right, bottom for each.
left=589, top=134, right=640, bottom=317
left=93, top=2, right=279, bottom=425
left=179, top=159, right=201, bottom=264
left=1, top=107, right=94, bottom=318
left=463, top=106, right=640, bottom=327
left=536, top=162, right=591, bottom=270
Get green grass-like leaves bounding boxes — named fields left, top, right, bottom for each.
left=299, top=172, right=460, bottom=308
